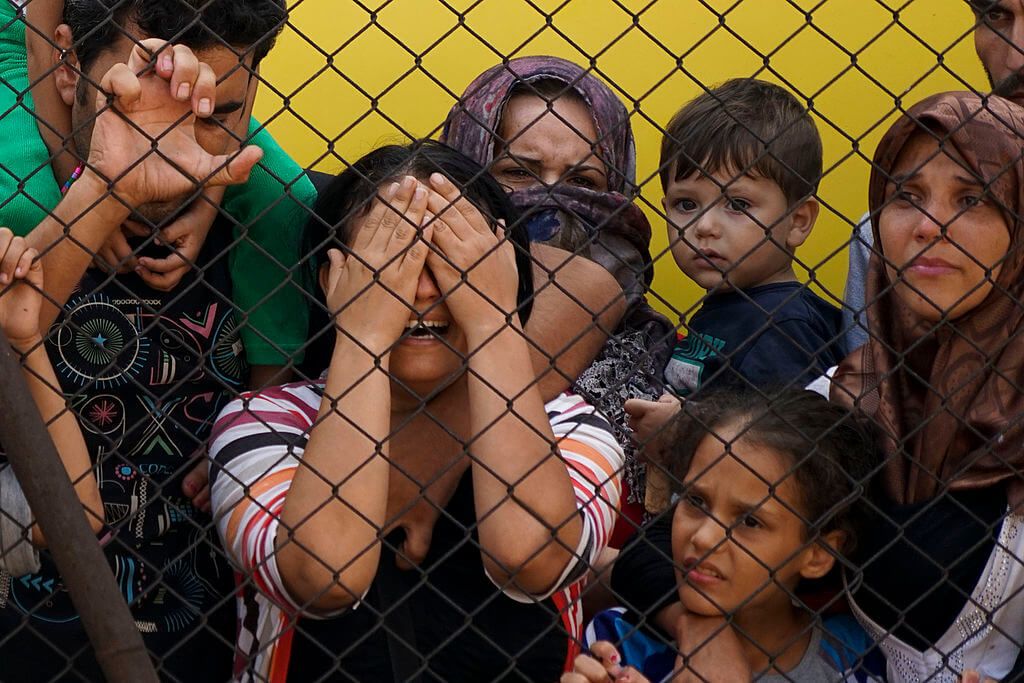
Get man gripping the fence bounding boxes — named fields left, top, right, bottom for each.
left=0, top=2, right=288, bottom=680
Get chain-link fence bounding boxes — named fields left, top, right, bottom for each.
left=0, top=0, right=1020, bottom=681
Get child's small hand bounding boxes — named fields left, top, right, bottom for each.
left=624, top=392, right=682, bottom=452
left=0, top=228, right=44, bottom=350
left=561, top=641, right=650, bottom=683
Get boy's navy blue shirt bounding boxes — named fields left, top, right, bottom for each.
left=664, top=282, right=847, bottom=396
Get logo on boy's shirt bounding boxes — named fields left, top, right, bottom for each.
left=664, top=332, right=726, bottom=395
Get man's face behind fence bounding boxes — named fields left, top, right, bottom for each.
left=973, top=0, right=1024, bottom=105
left=54, top=26, right=256, bottom=225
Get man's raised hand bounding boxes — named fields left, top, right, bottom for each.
left=85, top=39, right=262, bottom=208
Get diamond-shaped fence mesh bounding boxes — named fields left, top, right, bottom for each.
left=0, top=0, right=1020, bottom=681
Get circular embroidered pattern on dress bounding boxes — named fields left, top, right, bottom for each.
left=210, top=312, right=246, bottom=385
left=54, top=301, right=149, bottom=388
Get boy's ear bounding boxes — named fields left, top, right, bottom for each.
left=798, top=529, right=845, bottom=581
left=53, top=25, right=80, bottom=108
left=784, top=197, right=819, bottom=250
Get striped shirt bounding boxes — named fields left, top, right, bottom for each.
left=209, top=382, right=624, bottom=682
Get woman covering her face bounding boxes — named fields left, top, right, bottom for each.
left=208, top=141, right=624, bottom=682
left=444, top=56, right=674, bottom=537
left=833, top=92, right=1024, bottom=682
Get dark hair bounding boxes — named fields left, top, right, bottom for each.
left=301, top=140, right=534, bottom=365
left=64, top=0, right=287, bottom=71
left=659, top=78, right=823, bottom=205
left=663, top=389, right=879, bottom=555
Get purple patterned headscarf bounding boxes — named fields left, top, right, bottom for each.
left=443, top=58, right=675, bottom=518
left=441, top=56, right=637, bottom=194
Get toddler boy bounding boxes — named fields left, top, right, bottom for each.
left=659, top=78, right=846, bottom=397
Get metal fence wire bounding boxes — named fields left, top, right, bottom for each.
left=0, top=0, right=1020, bottom=681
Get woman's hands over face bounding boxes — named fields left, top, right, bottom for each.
left=424, top=173, right=520, bottom=337
left=324, top=176, right=432, bottom=356
left=0, top=228, right=44, bottom=351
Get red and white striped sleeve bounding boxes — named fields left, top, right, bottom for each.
left=208, top=381, right=322, bottom=613
left=499, top=393, right=624, bottom=602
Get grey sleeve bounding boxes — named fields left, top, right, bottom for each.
left=842, top=215, right=874, bottom=352
left=0, top=464, right=40, bottom=576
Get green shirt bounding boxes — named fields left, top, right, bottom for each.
left=0, top=1, right=314, bottom=366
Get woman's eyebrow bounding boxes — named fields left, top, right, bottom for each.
left=503, top=152, right=543, bottom=166
left=888, top=169, right=921, bottom=184
left=953, top=174, right=985, bottom=188
left=574, top=164, right=607, bottom=176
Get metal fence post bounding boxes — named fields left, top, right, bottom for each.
left=0, top=331, right=158, bottom=683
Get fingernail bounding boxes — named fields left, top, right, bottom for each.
left=430, top=172, right=445, bottom=186
left=402, top=175, right=416, bottom=189
left=160, top=53, right=173, bottom=71
left=177, top=82, right=190, bottom=100
left=14, top=267, right=22, bottom=276
left=609, top=652, right=620, bottom=665
left=413, top=187, right=426, bottom=201
left=386, top=182, right=400, bottom=199
left=198, top=98, right=212, bottom=116
left=0, top=274, right=8, bottom=285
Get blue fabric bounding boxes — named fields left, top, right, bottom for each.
left=584, top=610, right=884, bottom=682
left=585, top=608, right=675, bottom=682
left=665, top=282, right=847, bottom=397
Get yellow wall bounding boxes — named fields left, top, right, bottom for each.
left=254, top=0, right=986, bottom=320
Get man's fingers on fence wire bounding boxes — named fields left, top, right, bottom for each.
left=132, top=39, right=212, bottom=120
left=192, top=63, right=217, bottom=118
left=166, top=44, right=219, bottom=118
left=167, top=44, right=200, bottom=103
left=98, top=62, right=144, bottom=111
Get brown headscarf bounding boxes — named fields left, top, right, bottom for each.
left=832, top=92, right=1024, bottom=505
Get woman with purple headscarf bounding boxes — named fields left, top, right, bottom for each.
left=443, top=56, right=674, bottom=545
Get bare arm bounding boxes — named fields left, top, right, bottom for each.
left=274, top=333, right=392, bottom=611
left=0, top=231, right=102, bottom=543
left=464, top=318, right=582, bottom=592
left=24, top=0, right=76, bottom=183
left=527, top=244, right=626, bottom=400
left=26, top=173, right=132, bottom=329
left=427, top=177, right=582, bottom=594
left=19, top=341, right=104, bottom=542
left=274, top=178, right=428, bottom=611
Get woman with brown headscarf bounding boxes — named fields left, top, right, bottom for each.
left=832, top=91, right=1024, bottom=682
